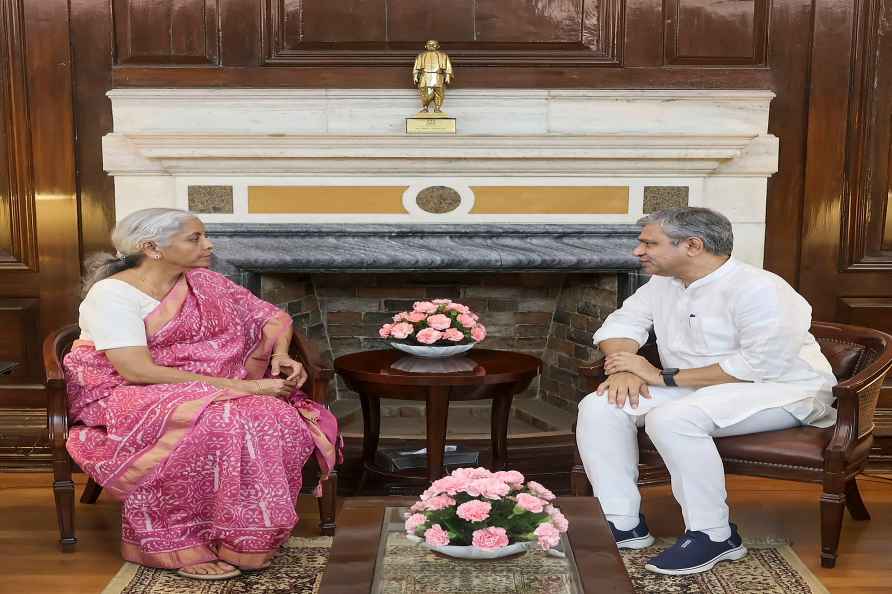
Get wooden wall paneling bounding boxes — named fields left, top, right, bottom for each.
left=0, top=298, right=40, bottom=385
left=664, top=0, right=769, bottom=66
left=21, top=0, right=81, bottom=393
left=0, top=0, right=37, bottom=271
left=112, top=0, right=220, bottom=65
left=71, top=0, right=116, bottom=258
left=760, top=0, right=815, bottom=287
left=839, top=0, right=892, bottom=269
left=263, top=0, right=622, bottom=66
left=622, top=0, right=664, bottom=66
left=219, top=0, right=261, bottom=66
left=388, top=0, right=475, bottom=42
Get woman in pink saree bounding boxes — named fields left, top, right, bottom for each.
left=64, top=208, right=339, bottom=580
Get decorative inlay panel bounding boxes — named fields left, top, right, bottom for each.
left=643, top=186, right=689, bottom=212
left=469, top=186, right=628, bottom=214
left=248, top=186, right=409, bottom=214
left=187, top=185, right=233, bottom=213
left=416, top=187, right=462, bottom=214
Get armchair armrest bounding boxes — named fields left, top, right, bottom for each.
left=43, top=324, right=79, bottom=453
left=289, top=330, right=334, bottom=406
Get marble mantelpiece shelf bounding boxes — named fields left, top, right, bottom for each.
left=205, top=223, right=641, bottom=276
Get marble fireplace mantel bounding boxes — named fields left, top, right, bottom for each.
left=102, top=88, right=778, bottom=268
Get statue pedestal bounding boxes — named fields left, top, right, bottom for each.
left=406, top=112, right=456, bottom=134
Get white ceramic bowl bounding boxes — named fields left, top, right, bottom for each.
left=389, top=342, right=476, bottom=358
left=426, top=541, right=531, bottom=559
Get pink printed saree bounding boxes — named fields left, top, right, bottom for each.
left=63, top=268, right=339, bottom=569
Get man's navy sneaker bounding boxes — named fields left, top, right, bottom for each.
left=644, top=523, right=747, bottom=575
left=608, top=514, right=655, bottom=550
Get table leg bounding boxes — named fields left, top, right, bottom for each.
left=426, top=385, right=450, bottom=483
left=356, top=393, right=380, bottom=495
left=490, top=389, right=515, bottom=471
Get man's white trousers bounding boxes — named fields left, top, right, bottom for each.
left=576, top=386, right=801, bottom=534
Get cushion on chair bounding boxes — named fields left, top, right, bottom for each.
left=817, top=338, right=866, bottom=380
left=638, top=427, right=833, bottom=469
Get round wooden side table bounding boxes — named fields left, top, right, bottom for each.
left=333, top=349, right=541, bottom=490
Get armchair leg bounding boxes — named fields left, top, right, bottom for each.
left=53, top=479, right=77, bottom=552
left=820, top=491, right=846, bottom=568
left=316, top=470, right=337, bottom=536
left=844, top=479, right=870, bottom=521
left=570, top=463, right=592, bottom=497
left=80, top=478, right=103, bottom=504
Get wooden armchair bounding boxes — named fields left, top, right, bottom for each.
left=44, top=323, right=338, bottom=552
left=570, top=321, right=892, bottom=568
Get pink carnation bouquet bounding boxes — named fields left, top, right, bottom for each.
left=380, top=299, right=487, bottom=346
left=404, top=467, right=568, bottom=553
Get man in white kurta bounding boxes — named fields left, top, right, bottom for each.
left=576, top=207, right=836, bottom=575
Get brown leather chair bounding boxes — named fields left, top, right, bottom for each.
left=570, top=321, right=892, bottom=568
left=44, top=323, right=338, bottom=551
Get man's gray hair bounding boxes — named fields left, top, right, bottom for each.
left=637, top=207, right=733, bottom=256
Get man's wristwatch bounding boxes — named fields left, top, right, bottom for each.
left=660, top=368, right=680, bottom=387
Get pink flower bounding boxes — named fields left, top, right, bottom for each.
left=472, top=527, right=509, bottom=550
left=379, top=323, right=393, bottom=338
left=527, top=481, right=556, bottom=502
left=466, top=477, right=510, bottom=500
left=407, top=311, right=427, bottom=323
left=432, top=299, right=452, bottom=304
left=456, top=500, right=492, bottom=523
left=452, top=467, right=493, bottom=481
left=422, top=495, right=456, bottom=511
left=446, top=303, right=471, bottom=314
left=516, top=493, right=547, bottom=513
left=493, top=470, right=525, bottom=487
left=547, top=507, right=569, bottom=532
left=426, top=313, right=452, bottom=331
left=413, top=301, right=438, bottom=314
left=390, top=322, right=414, bottom=339
left=416, top=327, right=443, bottom=345
left=428, top=476, right=469, bottom=496
left=405, top=513, right=427, bottom=534
left=443, top=328, right=464, bottom=342
left=424, top=524, right=451, bottom=547
left=471, top=324, right=487, bottom=342
left=457, top=313, right=477, bottom=328
left=392, top=312, right=407, bottom=322
left=534, top=522, right=561, bottom=550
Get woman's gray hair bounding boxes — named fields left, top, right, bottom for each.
left=637, top=207, right=734, bottom=256
left=82, top=208, right=198, bottom=296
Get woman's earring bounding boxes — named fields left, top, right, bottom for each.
left=152, top=255, right=161, bottom=260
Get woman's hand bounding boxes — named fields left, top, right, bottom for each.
left=270, top=354, right=308, bottom=388
left=244, top=378, right=299, bottom=398
left=604, top=352, right=662, bottom=386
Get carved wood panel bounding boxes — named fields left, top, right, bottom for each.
left=663, top=0, right=769, bottom=66
left=264, top=0, right=621, bottom=66
left=840, top=0, right=892, bottom=270
left=112, top=0, right=220, bottom=65
left=0, top=0, right=37, bottom=271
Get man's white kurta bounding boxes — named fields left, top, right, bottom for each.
left=592, top=258, right=837, bottom=427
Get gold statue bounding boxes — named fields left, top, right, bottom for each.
left=413, top=40, right=453, bottom=114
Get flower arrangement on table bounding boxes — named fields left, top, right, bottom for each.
left=379, top=299, right=487, bottom=346
left=403, top=467, right=569, bottom=558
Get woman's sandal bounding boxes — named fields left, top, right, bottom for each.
left=176, top=562, right=241, bottom=581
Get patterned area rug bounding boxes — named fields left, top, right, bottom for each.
left=101, top=535, right=829, bottom=594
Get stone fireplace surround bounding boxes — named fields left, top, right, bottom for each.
left=102, top=88, right=779, bottom=438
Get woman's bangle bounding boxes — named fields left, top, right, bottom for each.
left=270, top=352, right=287, bottom=360
left=252, top=380, right=261, bottom=393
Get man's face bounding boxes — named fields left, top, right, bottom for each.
left=632, top=223, right=688, bottom=276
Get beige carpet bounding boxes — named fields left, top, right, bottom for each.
left=101, top=535, right=829, bottom=594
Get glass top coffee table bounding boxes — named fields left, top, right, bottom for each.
left=318, top=497, right=634, bottom=594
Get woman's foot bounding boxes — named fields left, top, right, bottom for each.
left=176, top=561, right=241, bottom=580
